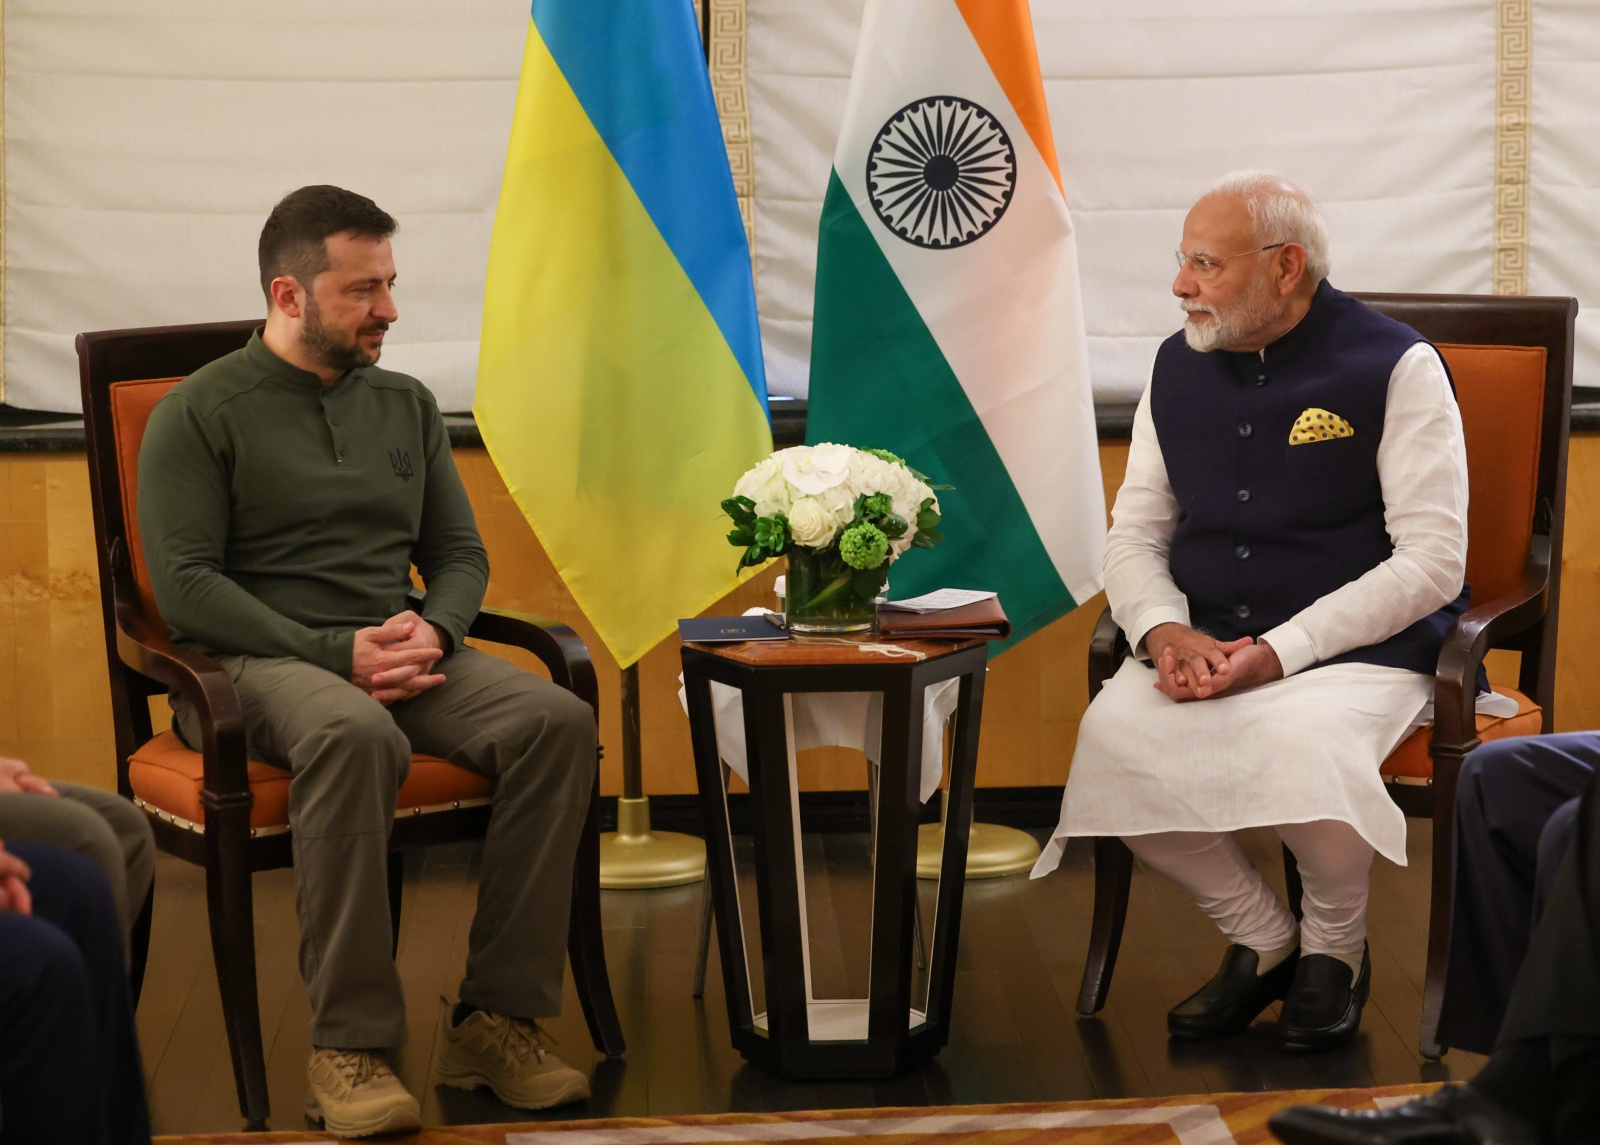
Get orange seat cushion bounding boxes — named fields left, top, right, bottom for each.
left=1380, top=686, right=1542, bottom=782
left=128, top=730, right=491, bottom=830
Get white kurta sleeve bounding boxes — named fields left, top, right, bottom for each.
left=1257, top=342, right=1470, bottom=676
left=1103, top=381, right=1190, bottom=658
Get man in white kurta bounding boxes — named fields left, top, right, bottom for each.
left=1033, top=171, right=1497, bottom=1052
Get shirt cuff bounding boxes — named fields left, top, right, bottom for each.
left=1127, top=605, right=1192, bottom=661
left=1258, top=621, right=1316, bottom=677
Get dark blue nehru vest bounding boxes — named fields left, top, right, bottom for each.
left=1150, top=280, right=1471, bottom=676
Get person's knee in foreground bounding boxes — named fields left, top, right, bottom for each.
left=1269, top=762, right=1600, bottom=1145
left=0, top=754, right=156, bottom=958
left=138, top=184, right=596, bottom=1136
left=1032, top=170, right=1491, bottom=1053
left=1436, top=732, right=1596, bottom=1057
left=0, top=840, right=152, bottom=1145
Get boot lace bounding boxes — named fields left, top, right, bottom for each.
left=325, top=1049, right=381, bottom=1089
left=500, top=1016, right=555, bottom=1067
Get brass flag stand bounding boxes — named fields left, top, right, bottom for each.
left=598, top=662, right=706, bottom=888
left=915, top=723, right=1040, bottom=879
left=916, top=793, right=1041, bottom=879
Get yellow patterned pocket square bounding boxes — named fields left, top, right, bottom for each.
left=1288, top=407, right=1354, bottom=445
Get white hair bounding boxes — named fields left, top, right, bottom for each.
left=1203, top=170, right=1331, bottom=283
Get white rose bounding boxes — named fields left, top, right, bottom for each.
left=781, top=442, right=854, bottom=496
left=787, top=496, right=841, bottom=548
left=732, top=456, right=791, bottom=519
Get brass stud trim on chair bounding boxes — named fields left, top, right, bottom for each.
left=132, top=795, right=491, bottom=836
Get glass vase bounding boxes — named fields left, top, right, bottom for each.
left=784, top=546, right=888, bottom=634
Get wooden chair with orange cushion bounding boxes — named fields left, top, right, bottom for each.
left=1071, top=293, right=1575, bottom=1059
left=77, top=319, right=625, bottom=1129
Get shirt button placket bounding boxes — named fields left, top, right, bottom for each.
left=324, top=396, right=346, bottom=466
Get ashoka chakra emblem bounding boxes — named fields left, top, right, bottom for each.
left=866, top=96, right=1017, bottom=249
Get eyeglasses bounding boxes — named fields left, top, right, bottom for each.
left=1173, top=243, right=1285, bottom=277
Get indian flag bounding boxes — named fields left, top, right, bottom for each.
left=806, top=0, right=1105, bottom=649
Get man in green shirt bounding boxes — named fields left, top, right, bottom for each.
left=139, top=186, right=596, bottom=1136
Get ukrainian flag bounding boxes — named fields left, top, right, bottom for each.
left=476, top=0, right=773, bottom=668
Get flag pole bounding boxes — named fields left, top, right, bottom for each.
left=598, top=662, right=707, bottom=888
left=595, top=0, right=723, bottom=891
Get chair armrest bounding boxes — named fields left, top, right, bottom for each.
left=112, top=588, right=251, bottom=797
left=1432, top=542, right=1550, bottom=748
left=466, top=607, right=599, bottom=717
left=1088, top=604, right=1130, bottom=700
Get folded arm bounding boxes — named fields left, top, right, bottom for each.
left=1103, top=381, right=1191, bottom=658
left=409, top=403, right=489, bottom=655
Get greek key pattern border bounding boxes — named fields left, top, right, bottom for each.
left=704, top=0, right=756, bottom=260
left=1494, top=0, right=1531, bottom=296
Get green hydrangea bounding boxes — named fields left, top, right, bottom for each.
left=862, top=492, right=894, bottom=519
left=838, top=522, right=889, bottom=570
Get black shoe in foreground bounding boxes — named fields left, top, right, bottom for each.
left=1278, top=944, right=1370, bottom=1053
left=1167, top=944, right=1299, bottom=1040
left=1267, top=1083, right=1539, bottom=1145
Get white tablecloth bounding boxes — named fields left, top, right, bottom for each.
left=677, top=670, right=960, bottom=803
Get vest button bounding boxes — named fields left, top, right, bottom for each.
left=1236, top=488, right=1251, bottom=502
left=1235, top=604, right=1252, bottom=619
left=1237, top=422, right=1253, bottom=437
left=1255, top=374, right=1267, bottom=386
left=1235, top=544, right=1251, bottom=559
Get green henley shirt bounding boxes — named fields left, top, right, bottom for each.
left=137, top=331, right=489, bottom=677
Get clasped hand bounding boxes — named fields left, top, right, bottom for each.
left=0, top=755, right=58, bottom=798
left=0, top=757, right=53, bottom=913
left=1145, top=622, right=1282, bottom=702
left=351, top=610, right=446, bottom=705
left=0, top=841, right=31, bottom=915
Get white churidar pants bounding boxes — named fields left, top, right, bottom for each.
left=1121, top=820, right=1375, bottom=958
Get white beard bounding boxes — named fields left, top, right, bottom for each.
left=1182, top=275, right=1283, bottom=352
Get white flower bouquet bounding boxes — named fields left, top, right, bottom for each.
left=723, top=443, right=945, bottom=633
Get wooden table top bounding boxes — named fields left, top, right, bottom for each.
left=684, top=632, right=985, bottom=667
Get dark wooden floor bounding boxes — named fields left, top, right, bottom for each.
left=136, top=821, right=1485, bottom=1134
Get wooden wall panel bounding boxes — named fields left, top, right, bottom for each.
left=0, top=455, right=116, bottom=787
left=4, top=434, right=1592, bottom=795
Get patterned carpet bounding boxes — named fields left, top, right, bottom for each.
left=157, top=1085, right=1438, bottom=1145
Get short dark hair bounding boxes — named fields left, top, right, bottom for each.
left=258, top=185, right=397, bottom=300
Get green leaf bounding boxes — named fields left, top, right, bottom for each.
left=851, top=568, right=886, bottom=597
left=880, top=513, right=908, bottom=539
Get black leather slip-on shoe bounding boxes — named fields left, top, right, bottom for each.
left=1266, top=1082, right=1538, bottom=1145
left=1166, top=944, right=1299, bottom=1040
left=1278, top=944, right=1371, bottom=1054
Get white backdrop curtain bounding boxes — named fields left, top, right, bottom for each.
left=3, top=0, right=1596, bottom=412
left=3, top=0, right=529, bottom=412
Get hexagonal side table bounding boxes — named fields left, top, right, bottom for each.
left=681, top=636, right=988, bottom=1079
